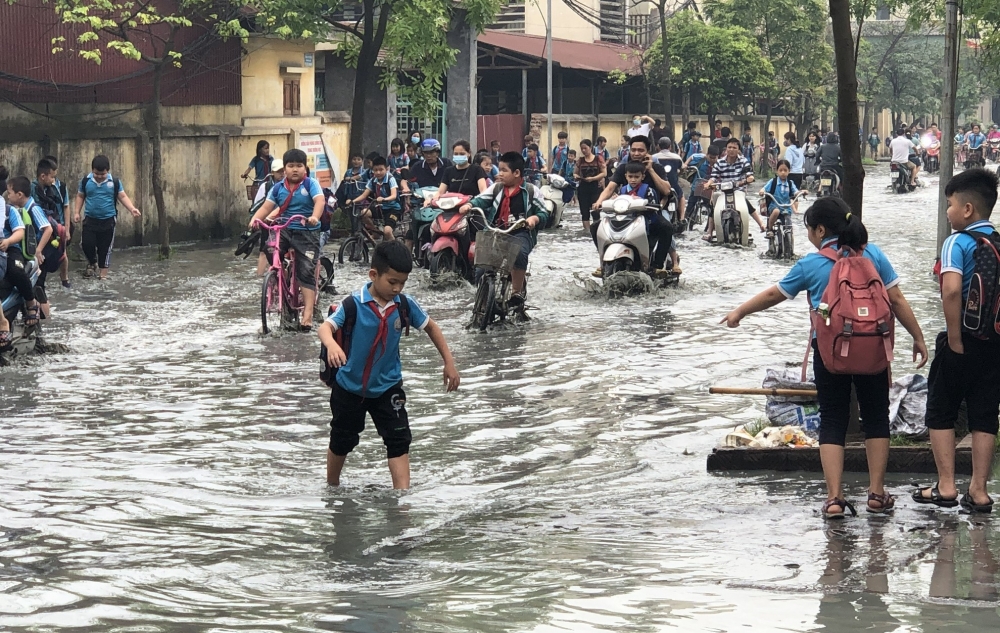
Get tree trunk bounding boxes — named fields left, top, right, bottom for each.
left=657, top=5, right=675, bottom=139
left=148, top=62, right=169, bottom=259
left=762, top=99, right=773, bottom=177
left=829, top=0, right=864, bottom=217
left=348, top=0, right=390, bottom=157
left=681, top=88, right=690, bottom=131
left=707, top=106, right=717, bottom=141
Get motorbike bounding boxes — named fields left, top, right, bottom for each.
left=760, top=190, right=805, bottom=260
left=710, top=169, right=756, bottom=247
left=595, top=196, right=678, bottom=291
left=409, top=186, right=443, bottom=268
left=0, top=259, right=42, bottom=363
left=922, top=135, right=940, bottom=174
left=890, top=162, right=916, bottom=194
left=817, top=169, right=841, bottom=198
left=539, top=174, right=567, bottom=229
left=989, top=138, right=1000, bottom=163
left=427, top=193, right=474, bottom=280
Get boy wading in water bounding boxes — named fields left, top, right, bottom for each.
left=317, top=241, right=460, bottom=489
left=722, top=197, right=927, bottom=519
left=914, top=168, right=1000, bottom=513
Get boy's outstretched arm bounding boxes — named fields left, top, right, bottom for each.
left=423, top=318, right=460, bottom=392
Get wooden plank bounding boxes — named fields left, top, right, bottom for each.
left=706, top=445, right=973, bottom=475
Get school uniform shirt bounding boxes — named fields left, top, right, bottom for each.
left=618, top=182, right=659, bottom=206
left=79, top=173, right=123, bottom=220
left=939, top=220, right=997, bottom=305
left=682, top=139, right=702, bottom=158
left=558, top=160, right=576, bottom=185
left=598, top=147, right=611, bottom=162
left=31, top=180, right=65, bottom=223
left=785, top=144, right=805, bottom=174
left=761, top=177, right=798, bottom=212
left=365, top=174, right=401, bottom=212
left=550, top=145, right=570, bottom=175
left=778, top=237, right=899, bottom=310
left=249, top=156, right=272, bottom=180
left=966, top=133, right=986, bottom=149
left=2, top=204, right=24, bottom=241
left=327, top=283, right=430, bottom=397
left=387, top=153, right=409, bottom=172
left=266, top=177, right=324, bottom=231
left=21, top=199, right=51, bottom=235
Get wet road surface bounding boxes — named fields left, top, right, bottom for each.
left=2, top=165, right=999, bottom=631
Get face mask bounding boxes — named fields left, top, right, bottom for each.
left=633, top=119, right=641, bottom=126
left=452, top=155, right=469, bottom=165
left=411, top=136, right=420, bottom=144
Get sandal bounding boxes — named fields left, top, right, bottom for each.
left=960, top=492, right=994, bottom=514
left=24, top=304, right=40, bottom=328
left=0, top=330, right=11, bottom=351
left=911, top=484, right=959, bottom=508
left=822, top=498, right=857, bottom=520
left=867, top=490, right=895, bottom=514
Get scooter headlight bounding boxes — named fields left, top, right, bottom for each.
left=437, top=197, right=457, bottom=210
left=613, top=197, right=632, bottom=214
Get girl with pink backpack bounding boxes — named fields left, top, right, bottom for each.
left=721, top=197, right=929, bottom=520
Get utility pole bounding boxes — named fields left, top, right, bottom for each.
left=546, top=0, right=553, bottom=166
left=938, top=0, right=960, bottom=251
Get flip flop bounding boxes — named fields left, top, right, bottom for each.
left=960, top=492, right=994, bottom=514
left=822, top=497, right=857, bottom=520
left=867, top=491, right=895, bottom=514
left=24, top=304, right=40, bottom=328
left=911, top=484, right=959, bottom=508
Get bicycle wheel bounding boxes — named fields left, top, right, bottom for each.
left=260, top=270, right=281, bottom=334
left=471, top=274, right=496, bottom=332
left=279, top=263, right=300, bottom=331
left=338, top=236, right=369, bottom=265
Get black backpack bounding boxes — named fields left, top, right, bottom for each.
left=958, top=231, right=1000, bottom=341
left=319, top=294, right=412, bottom=387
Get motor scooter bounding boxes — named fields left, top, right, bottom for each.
left=539, top=174, right=567, bottom=229
left=989, top=138, right=1000, bottom=163
left=427, top=193, right=474, bottom=281
left=410, top=186, right=443, bottom=268
left=595, top=196, right=678, bottom=291
left=710, top=169, right=755, bottom=247
left=922, top=135, right=941, bottom=174
left=0, top=259, right=42, bottom=364
left=890, top=162, right=916, bottom=194
left=817, top=170, right=841, bottom=198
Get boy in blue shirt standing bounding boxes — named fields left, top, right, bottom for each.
left=318, top=241, right=460, bottom=489
left=915, top=168, right=1000, bottom=513
left=250, top=148, right=326, bottom=329
left=550, top=131, right=569, bottom=176
left=72, top=155, right=141, bottom=280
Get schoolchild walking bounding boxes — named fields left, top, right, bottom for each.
left=317, top=240, right=460, bottom=489
left=914, top=168, right=1000, bottom=513
left=72, top=155, right=141, bottom=280
left=722, top=197, right=928, bottom=519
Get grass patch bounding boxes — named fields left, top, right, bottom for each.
left=743, top=417, right=771, bottom=438
left=890, top=435, right=923, bottom=447
left=862, top=157, right=878, bottom=166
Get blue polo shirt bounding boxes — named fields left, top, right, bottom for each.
left=79, top=174, right=122, bottom=220
left=940, top=220, right=997, bottom=303
left=761, top=177, right=799, bottom=212
left=266, top=177, right=323, bottom=231
left=327, top=283, right=430, bottom=397
left=778, top=237, right=899, bottom=310
left=2, top=204, right=24, bottom=240
left=550, top=144, right=569, bottom=174
left=365, top=174, right=401, bottom=212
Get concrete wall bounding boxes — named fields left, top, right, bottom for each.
left=524, top=0, right=600, bottom=42
left=242, top=37, right=317, bottom=119
left=322, top=52, right=391, bottom=154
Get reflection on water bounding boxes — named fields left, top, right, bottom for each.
left=1, top=166, right=999, bottom=631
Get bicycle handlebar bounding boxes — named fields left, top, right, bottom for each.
left=469, top=207, right=529, bottom=233
left=253, top=214, right=310, bottom=230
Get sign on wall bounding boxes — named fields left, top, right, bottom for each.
left=300, top=134, right=336, bottom=190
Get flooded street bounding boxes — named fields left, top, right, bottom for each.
left=2, top=165, right=999, bottom=631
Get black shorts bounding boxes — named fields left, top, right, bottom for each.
left=926, top=331, right=1000, bottom=435
left=383, top=209, right=401, bottom=229
left=279, top=229, right=321, bottom=291
left=329, top=381, right=412, bottom=459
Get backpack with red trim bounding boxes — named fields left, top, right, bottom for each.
left=319, top=294, right=411, bottom=387
left=955, top=230, right=1000, bottom=341
left=810, top=246, right=895, bottom=376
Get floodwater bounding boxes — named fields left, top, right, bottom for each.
left=2, top=165, right=999, bottom=632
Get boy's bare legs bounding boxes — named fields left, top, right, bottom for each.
left=929, top=428, right=958, bottom=499
left=256, top=251, right=268, bottom=276
left=327, top=449, right=347, bottom=485
left=327, top=449, right=411, bottom=490
left=59, top=258, right=69, bottom=284
left=511, top=269, right=526, bottom=295
left=388, top=455, right=411, bottom=490
left=969, top=431, right=996, bottom=505
left=767, top=209, right=780, bottom=232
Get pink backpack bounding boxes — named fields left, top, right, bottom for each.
left=802, top=246, right=895, bottom=379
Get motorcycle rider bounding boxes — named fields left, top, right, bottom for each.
left=457, top=151, right=549, bottom=306
left=618, top=161, right=679, bottom=276
left=682, top=144, right=720, bottom=221
left=651, top=136, right=685, bottom=222
left=988, top=124, right=1000, bottom=160
left=890, top=127, right=918, bottom=187
left=965, top=124, right=986, bottom=166
left=905, top=130, right=922, bottom=181
left=704, top=138, right=765, bottom=241
left=590, top=135, right=674, bottom=276
left=408, top=139, right=453, bottom=189
left=815, top=132, right=844, bottom=189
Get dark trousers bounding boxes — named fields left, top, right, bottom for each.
left=812, top=339, right=891, bottom=446
left=81, top=217, right=116, bottom=268
left=577, top=182, right=601, bottom=222
left=1, top=252, right=33, bottom=303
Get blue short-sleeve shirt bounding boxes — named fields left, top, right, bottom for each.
left=939, top=220, right=997, bottom=303
left=266, top=177, right=323, bottom=231
left=366, top=175, right=401, bottom=212
left=778, top=238, right=900, bottom=310
left=79, top=174, right=122, bottom=220
left=2, top=205, right=25, bottom=240
left=22, top=199, right=51, bottom=233
left=249, top=156, right=272, bottom=181
left=762, top=177, right=799, bottom=212
left=326, top=283, right=431, bottom=397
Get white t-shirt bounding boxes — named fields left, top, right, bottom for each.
left=627, top=123, right=651, bottom=139
left=889, top=136, right=914, bottom=163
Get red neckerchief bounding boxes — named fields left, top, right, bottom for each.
left=360, top=298, right=398, bottom=395
left=622, top=183, right=642, bottom=197
left=496, top=179, right=524, bottom=227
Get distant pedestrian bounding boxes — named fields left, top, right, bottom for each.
left=915, top=169, right=1000, bottom=514
left=72, top=155, right=141, bottom=280
left=241, top=140, right=273, bottom=182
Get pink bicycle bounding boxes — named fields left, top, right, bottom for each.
left=254, top=214, right=318, bottom=334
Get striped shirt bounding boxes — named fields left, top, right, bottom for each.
left=940, top=220, right=997, bottom=302
left=710, top=155, right=751, bottom=191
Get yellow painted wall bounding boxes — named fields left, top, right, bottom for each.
left=322, top=122, right=350, bottom=181
left=241, top=37, right=317, bottom=119
left=524, top=0, right=600, bottom=43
